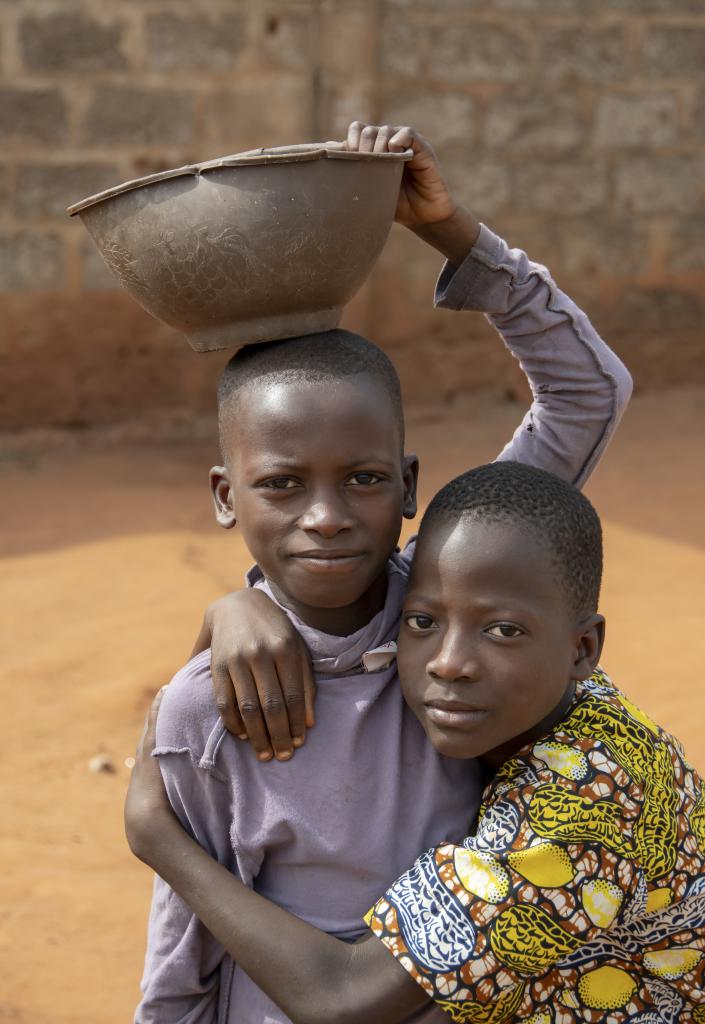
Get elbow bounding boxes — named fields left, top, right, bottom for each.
left=288, top=1004, right=351, bottom=1024
left=286, top=959, right=363, bottom=1024
left=615, top=361, right=634, bottom=415
left=287, top=987, right=361, bottom=1024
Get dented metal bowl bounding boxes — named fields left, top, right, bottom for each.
left=68, top=144, right=412, bottom=352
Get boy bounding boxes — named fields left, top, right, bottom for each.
left=136, top=123, right=632, bottom=1023
left=127, top=462, right=705, bottom=1024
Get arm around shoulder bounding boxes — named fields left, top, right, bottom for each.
left=190, top=586, right=316, bottom=761
left=127, top=692, right=429, bottom=1024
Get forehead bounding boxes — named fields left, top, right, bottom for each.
left=223, top=375, right=402, bottom=465
left=410, top=516, right=566, bottom=610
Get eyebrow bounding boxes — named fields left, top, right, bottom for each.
left=404, top=590, right=545, bottom=616
left=248, top=456, right=399, bottom=472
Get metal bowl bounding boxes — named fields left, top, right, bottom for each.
left=68, top=144, right=411, bottom=352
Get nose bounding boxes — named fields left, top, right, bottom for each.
left=298, top=490, right=354, bottom=538
left=426, top=630, right=479, bottom=684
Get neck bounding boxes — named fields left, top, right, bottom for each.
left=267, top=572, right=389, bottom=637
left=480, top=681, right=577, bottom=773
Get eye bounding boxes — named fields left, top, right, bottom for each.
left=348, top=472, right=383, bottom=486
left=485, top=623, right=524, bottom=639
left=261, top=477, right=300, bottom=490
left=404, top=613, right=437, bottom=633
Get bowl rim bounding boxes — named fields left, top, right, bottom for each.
left=66, top=142, right=413, bottom=217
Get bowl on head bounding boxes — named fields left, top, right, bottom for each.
left=68, top=144, right=412, bottom=353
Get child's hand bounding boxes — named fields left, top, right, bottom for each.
left=205, top=589, right=316, bottom=762
left=344, top=122, right=480, bottom=265
left=345, top=121, right=458, bottom=230
left=125, top=687, right=175, bottom=864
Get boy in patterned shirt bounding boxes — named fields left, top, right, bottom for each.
left=126, top=462, right=705, bottom=1024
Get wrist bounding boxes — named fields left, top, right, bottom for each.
left=411, top=206, right=481, bottom=266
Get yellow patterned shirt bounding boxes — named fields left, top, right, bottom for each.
left=366, top=670, right=705, bottom=1023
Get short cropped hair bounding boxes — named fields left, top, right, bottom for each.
left=217, top=329, right=404, bottom=456
left=420, top=461, right=602, bottom=616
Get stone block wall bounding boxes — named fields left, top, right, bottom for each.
left=2, top=0, right=704, bottom=430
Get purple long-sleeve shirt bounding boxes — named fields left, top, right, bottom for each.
left=136, top=225, right=632, bottom=1024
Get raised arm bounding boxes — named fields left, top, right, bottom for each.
left=126, top=691, right=428, bottom=1024
left=349, top=121, right=632, bottom=489
left=433, top=223, right=632, bottom=488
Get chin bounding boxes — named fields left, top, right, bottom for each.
left=290, top=583, right=365, bottom=609
left=426, top=729, right=483, bottom=760
left=287, top=569, right=381, bottom=610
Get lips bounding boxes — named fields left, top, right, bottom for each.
left=290, top=550, right=366, bottom=572
left=292, top=550, right=364, bottom=559
left=424, top=699, right=486, bottom=729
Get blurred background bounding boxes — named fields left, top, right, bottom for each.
left=2, top=2, right=704, bottom=1022
left=3, top=0, right=705, bottom=429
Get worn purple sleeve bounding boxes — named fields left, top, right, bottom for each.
left=135, top=661, right=238, bottom=1024
left=435, top=224, right=633, bottom=488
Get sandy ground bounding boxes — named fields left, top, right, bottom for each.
left=1, top=388, right=704, bottom=1023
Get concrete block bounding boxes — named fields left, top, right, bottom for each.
left=260, top=10, right=315, bottom=69
left=0, top=233, right=64, bottom=292
left=492, top=0, right=583, bottom=7
left=146, top=12, right=245, bottom=71
left=0, top=87, right=68, bottom=143
left=382, top=0, right=481, bottom=8
left=512, top=160, right=608, bottom=215
left=384, top=0, right=581, bottom=9
left=320, top=0, right=377, bottom=78
left=669, top=216, right=705, bottom=273
left=83, top=87, right=195, bottom=145
left=644, top=26, right=705, bottom=78
left=547, top=217, right=649, bottom=278
left=381, top=91, right=476, bottom=147
left=615, top=157, right=704, bottom=214
left=380, top=8, right=421, bottom=77
left=427, top=23, right=529, bottom=82
left=206, top=75, right=313, bottom=151
left=0, top=165, right=9, bottom=210
left=445, top=158, right=511, bottom=217
left=537, top=25, right=627, bottom=81
left=617, top=286, right=702, bottom=332
left=0, top=292, right=219, bottom=430
left=322, top=88, right=376, bottom=140
left=15, top=164, right=122, bottom=221
left=484, top=93, right=582, bottom=151
left=606, top=0, right=705, bottom=9
left=594, top=93, right=678, bottom=148
left=694, top=87, right=705, bottom=142
left=20, top=12, right=127, bottom=72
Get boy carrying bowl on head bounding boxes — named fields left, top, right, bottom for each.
left=130, top=122, right=632, bottom=1023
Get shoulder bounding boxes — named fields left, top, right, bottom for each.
left=555, top=670, right=670, bottom=783
left=155, top=649, right=223, bottom=766
left=390, top=535, right=416, bottom=577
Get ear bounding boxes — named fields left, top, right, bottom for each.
left=401, top=454, right=420, bottom=520
left=571, top=614, right=605, bottom=680
left=209, top=466, right=237, bottom=530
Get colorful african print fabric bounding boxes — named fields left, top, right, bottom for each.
left=366, top=670, right=705, bottom=1022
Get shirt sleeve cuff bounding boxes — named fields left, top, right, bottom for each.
left=434, top=223, right=510, bottom=313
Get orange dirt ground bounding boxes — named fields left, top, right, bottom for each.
left=1, top=389, right=704, bottom=1023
